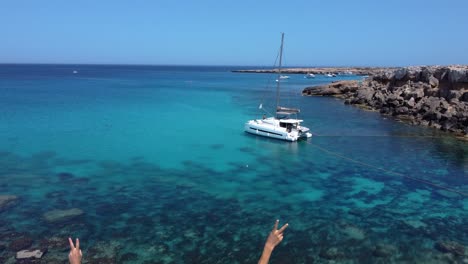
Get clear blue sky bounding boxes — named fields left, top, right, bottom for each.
left=1, top=0, right=467, bottom=66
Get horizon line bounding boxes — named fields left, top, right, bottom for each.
left=0, top=62, right=465, bottom=68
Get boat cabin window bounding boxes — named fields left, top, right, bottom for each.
left=280, top=122, right=298, bottom=131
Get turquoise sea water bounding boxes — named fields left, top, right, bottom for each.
left=0, top=64, right=466, bottom=263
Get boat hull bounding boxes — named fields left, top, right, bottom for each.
left=244, top=120, right=311, bottom=142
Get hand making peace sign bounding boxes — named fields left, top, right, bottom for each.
left=68, top=237, right=82, bottom=264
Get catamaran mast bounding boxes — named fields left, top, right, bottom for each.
left=275, top=32, right=284, bottom=118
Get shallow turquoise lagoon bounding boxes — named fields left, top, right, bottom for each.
left=0, top=65, right=466, bottom=263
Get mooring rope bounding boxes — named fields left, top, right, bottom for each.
left=307, top=141, right=468, bottom=197
left=311, top=132, right=446, bottom=139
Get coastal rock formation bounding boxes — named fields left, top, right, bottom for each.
left=43, top=208, right=84, bottom=223
left=302, top=65, right=468, bottom=135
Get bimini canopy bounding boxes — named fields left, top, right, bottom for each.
left=277, top=106, right=300, bottom=114
left=279, top=119, right=303, bottom=124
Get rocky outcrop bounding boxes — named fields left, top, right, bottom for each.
left=302, top=65, right=468, bottom=136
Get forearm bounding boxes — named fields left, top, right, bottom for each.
left=258, top=245, right=274, bottom=264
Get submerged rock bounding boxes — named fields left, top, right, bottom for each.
left=435, top=189, right=461, bottom=199
left=373, top=243, right=397, bottom=257
left=319, top=247, right=343, bottom=260
left=16, top=249, right=46, bottom=259
left=0, top=195, right=18, bottom=212
left=39, top=236, right=69, bottom=251
left=43, top=208, right=84, bottom=223
left=9, top=237, right=33, bottom=251
left=119, top=252, right=138, bottom=262
left=403, top=219, right=427, bottom=229
left=435, top=241, right=466, bottom=256
left=341, top=225, right=366, bottom=240
left=57, top=172, right=75, bottom=181
left=86, top=241, right=121, bottom=263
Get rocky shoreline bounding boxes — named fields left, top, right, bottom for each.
left=302, top=65, right=468, bottom=136
left=232, top=67, right=395, bottom=76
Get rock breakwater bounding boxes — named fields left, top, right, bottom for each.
left=302, top=65, right=468, bottom=136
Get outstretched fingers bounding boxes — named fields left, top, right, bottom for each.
left=68, top=237, right=75, bottom=249
left=272, top=219, right=279, bottom=231
left=278, top=223, right=288, bottom=234
left=75, top=238, right=80, bottom=250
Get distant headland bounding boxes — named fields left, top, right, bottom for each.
left=232, top=67, right=396, bottom=76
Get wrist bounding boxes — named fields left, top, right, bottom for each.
left=264, top=244, right=275, bottom=252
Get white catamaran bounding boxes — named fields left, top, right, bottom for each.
left=244, top=33, right=312, bottom=142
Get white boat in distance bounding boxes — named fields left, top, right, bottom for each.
left=244, top=33, right=312, bottom=141
left=279, top=75, right=290, bottom=79
left=305, top=73, right=315, bottom=78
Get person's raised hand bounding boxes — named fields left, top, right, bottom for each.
left=68, top=237, right=82, bottom=264
left=264, top=220, right=288, bottom=251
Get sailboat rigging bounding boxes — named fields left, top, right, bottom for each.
left=244, top=33, right=312, bottom=141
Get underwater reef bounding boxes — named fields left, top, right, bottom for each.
left=0, top=148, right=467, bottom=263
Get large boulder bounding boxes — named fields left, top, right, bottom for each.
left=303, top=80, right=359, bottom=96
left=429, top=76, right=439, bottom=87
left=374, top=70, right=395, bottom=82
left=395, top=106, right=409, bottom=115
left=394, top=68, right=407, bottom=80
left=386, top=93, right=403, bottom=107
left=406, top=97, right=416, bottom=108
left=420, top=67, right=435, bottom=82
left=421, top=97, right=441, bottom=113
left=354, top=88, right=374, bottom=103
left=406, top=66, right=422, bottom=81
left=461, top=92, right=468, bottom=102
left=402, top=86, right=425, bottom=100
left=448, top=67, right=468, bottom=83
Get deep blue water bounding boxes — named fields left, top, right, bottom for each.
left=0, top=64, right=466, bottom=263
